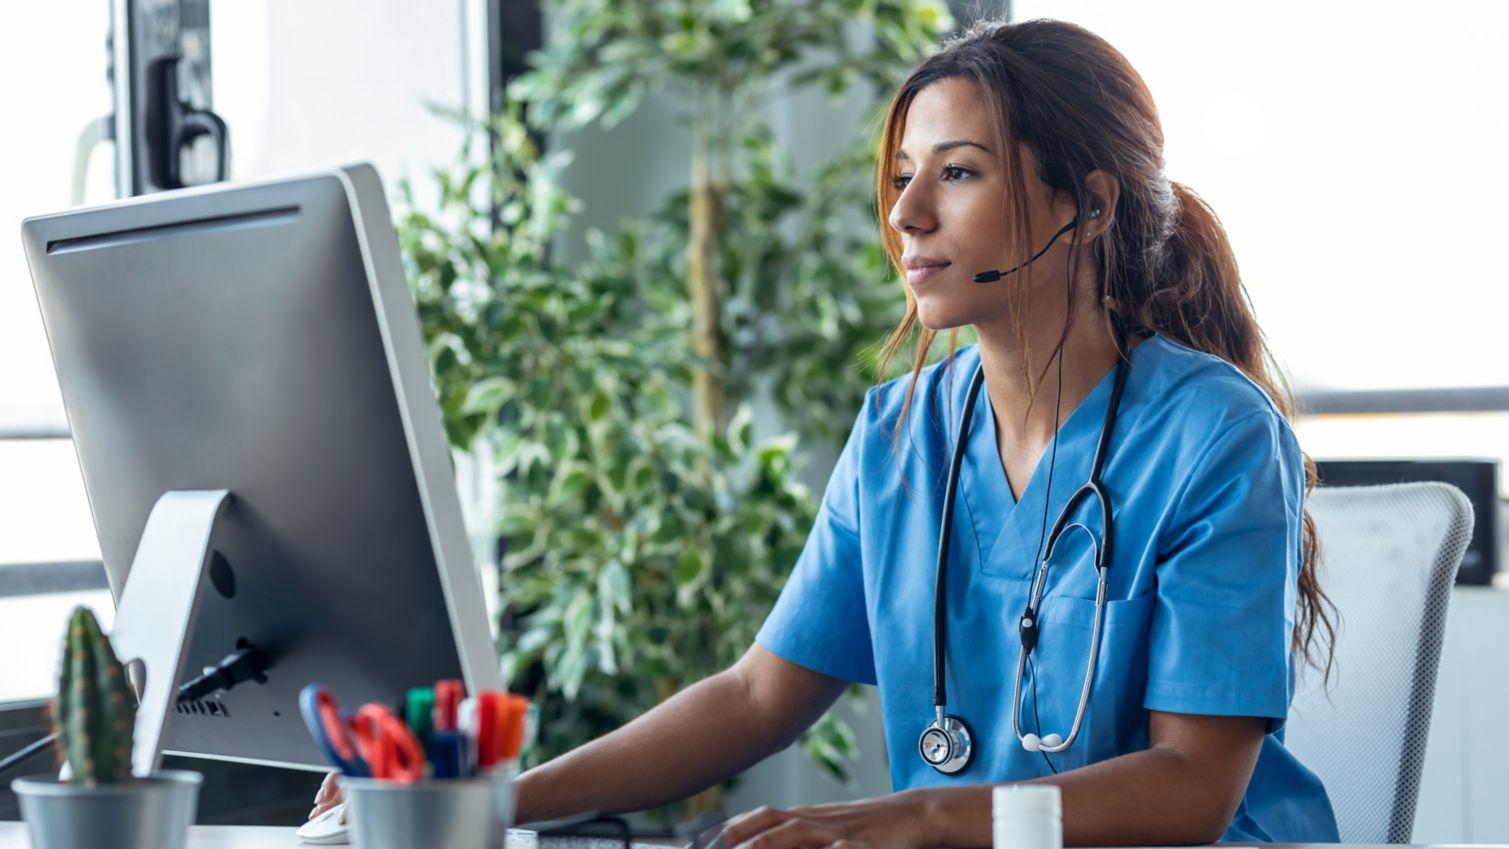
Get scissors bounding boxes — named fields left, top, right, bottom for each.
left=299, top=684, right=425, bottom=783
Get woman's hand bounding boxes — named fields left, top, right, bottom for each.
left=309, top=770, right=345, bottom=821
left=720, top=789, right=939, bottom=849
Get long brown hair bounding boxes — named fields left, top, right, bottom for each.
left=872, top=18, right=1335, bottom=675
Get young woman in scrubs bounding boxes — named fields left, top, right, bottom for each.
left=313, top=18, right=1339, bottom=847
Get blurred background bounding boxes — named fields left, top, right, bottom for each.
left=1, top=0, right=1506, bottom=838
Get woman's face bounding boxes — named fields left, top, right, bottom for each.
left=887, top=77, right=1077, bottom=332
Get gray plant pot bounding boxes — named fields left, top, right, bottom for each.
left=10, top=769, right=203, bottom=849
left=344, top=775, right=502, bottom=849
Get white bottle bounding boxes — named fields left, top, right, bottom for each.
left=993, top=784, right=1063, bottom=849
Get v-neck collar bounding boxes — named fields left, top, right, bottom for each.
left=957, top=344, right=1136, bottom=580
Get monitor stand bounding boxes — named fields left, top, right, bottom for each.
left=103, top=489, right=232, bottom=777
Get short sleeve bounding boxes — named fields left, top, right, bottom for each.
left=754, top=397, right=877, bottom=685
left=1144, top=410, right=1304, bottom=728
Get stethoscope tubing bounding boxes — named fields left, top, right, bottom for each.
left=932, top=345, right=1130, bottom=759
left=932, top=364, right=987, bottom=709
left=1010, top=523, right=1110, bottom=753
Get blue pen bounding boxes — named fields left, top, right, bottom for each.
left=429, top=729, right=466, bottom=779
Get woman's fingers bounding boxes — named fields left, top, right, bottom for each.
left=314, top=771, right=338, bottom=803
left=722, top=806, right=789, bottom=848
left=309, top=771, right=343, bottom=820
left=731, top=817, right=837, bottom=849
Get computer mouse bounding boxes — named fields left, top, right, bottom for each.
left=295, top=802, right=350, bottom=845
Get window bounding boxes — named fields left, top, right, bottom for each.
left=0, top=3, right=116, bottom=703
left=1011, top=1, right=1509, bottom=476
left=0, top=0, right=497, bottom=704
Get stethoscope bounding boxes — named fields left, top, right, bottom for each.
left=918, top=343, right=1130, bottom=775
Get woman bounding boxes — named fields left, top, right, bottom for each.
left=315, top=18, right=1338, bottom=846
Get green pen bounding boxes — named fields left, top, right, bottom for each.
left=405, top=687, right=436, bottom=755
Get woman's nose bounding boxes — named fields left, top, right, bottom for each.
left=888, top=184, right=937, bottom=235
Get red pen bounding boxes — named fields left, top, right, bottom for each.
left=475, top=692, right=502, bottom=771
left=433, top=679, right=464, bottom=732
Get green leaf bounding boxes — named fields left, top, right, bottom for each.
left=676, top=548, right=705, bottom=588
left=564, top=592, right=593, bottom=649
left=729, top=404, right=753, bottom=453
left=599, top=559, right=632, bottom=615
left=557, top=466, right=593, bottom=500
left=588, top=390, right=612, bottom=423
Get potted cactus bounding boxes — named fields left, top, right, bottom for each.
left=10, top=606, right=204, bottom=849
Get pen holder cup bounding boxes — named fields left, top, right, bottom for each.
left=343, top=774, right=511, bottom=849
left=10, top=769, right=203, bottom=849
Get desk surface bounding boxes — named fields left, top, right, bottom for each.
left=0, top=823, right=671, bottom=849
left=1, top=827, right=1507, bottom=849
left=0, top=824, right=299, bottom=848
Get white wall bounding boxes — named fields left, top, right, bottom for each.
left=211, top=0, right=473, bottom=195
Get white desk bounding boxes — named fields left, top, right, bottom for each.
left=0, top=830, right=1506, bottom=849
left=0, top=823, right=673, bottom=849
left=0, top=823, right=301, bottom=848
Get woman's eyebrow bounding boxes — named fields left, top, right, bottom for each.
left=895, top=139, right=992, bottom=161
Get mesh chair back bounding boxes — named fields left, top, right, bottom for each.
left=1286, top=482, right=1473, bottom=843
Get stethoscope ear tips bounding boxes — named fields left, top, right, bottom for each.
left=1019, top=732, right=1065, bottom=753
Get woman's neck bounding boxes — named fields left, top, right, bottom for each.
left=974, top=302, right=1126, bottom=453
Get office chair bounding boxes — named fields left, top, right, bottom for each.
left=1285, top=482, right=1473, bottom=843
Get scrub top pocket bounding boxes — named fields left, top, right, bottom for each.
left=1019, top=590, right=1155, bottom=770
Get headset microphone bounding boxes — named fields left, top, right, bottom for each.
left=973, top=209, right=1099, bottom=284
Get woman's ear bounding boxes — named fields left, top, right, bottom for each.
left=1082, top=170, right=1121, bottom=237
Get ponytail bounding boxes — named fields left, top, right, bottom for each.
left=1142, top=183, right=1259, bottom=369
left=1147, top=181, right=1335, bottom=680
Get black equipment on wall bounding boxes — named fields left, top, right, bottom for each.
left=1315, top=459, right=1500, bottom=585
left=108, top=0, right=228, bottom=195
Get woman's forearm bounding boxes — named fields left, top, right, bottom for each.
left=920, top=745, right=1249, bottom=848
left=512, top=664, right=824, bottom=824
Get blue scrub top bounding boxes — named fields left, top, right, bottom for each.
left=755, top=334, right=1338, bottom=842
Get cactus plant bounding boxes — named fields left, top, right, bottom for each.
left=50, top=606, right=137, bottom=785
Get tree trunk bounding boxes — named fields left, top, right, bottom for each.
left=688, top=116, right=726, bottom=444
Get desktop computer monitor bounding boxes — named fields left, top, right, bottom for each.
left=19, top=163, right=502, bottom=773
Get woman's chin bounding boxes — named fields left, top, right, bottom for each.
left=913, top=301, right=972, bottom=333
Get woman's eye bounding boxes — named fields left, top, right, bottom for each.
left=891, top=165, right=973, bottom=191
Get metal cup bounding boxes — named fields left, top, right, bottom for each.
left=344, top=775, right=503, bottom=849
left=11, top=769, right=203, bottom=849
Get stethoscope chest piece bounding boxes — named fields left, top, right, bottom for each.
left=918, top=713, right=974, bottom=774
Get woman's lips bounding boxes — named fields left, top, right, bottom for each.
left=907, top=262, right=951, bottom=286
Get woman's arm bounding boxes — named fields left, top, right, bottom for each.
left=720, top=710, right=1266, bottom=849
left=513, top=643, right=848, bottom=824
left=931, top=711, right=1266, bottom=847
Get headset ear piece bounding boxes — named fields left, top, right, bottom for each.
left=1021, top=733, right=1042, bottom=752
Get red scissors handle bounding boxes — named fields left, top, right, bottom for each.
left=314, top=690, right=364, bottom=766
left=351, top=704, right=425, bottom=783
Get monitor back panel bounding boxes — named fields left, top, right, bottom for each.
left=22, top=174, right=469, bottom=769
